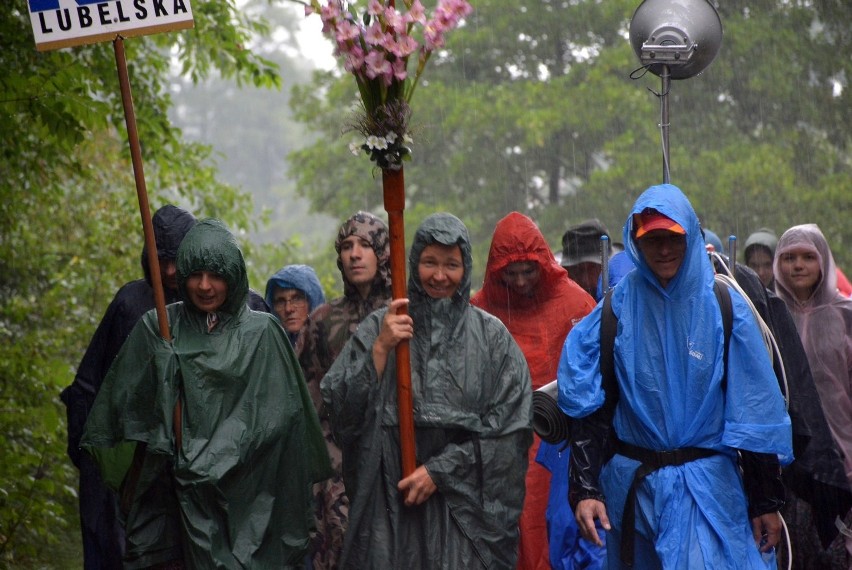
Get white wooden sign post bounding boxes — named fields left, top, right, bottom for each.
left=28, top=0, right=193, bottom=51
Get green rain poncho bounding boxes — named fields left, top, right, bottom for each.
left=321, top=213, right=533, bottom=569
left=82, top=219, right=331, bottom=569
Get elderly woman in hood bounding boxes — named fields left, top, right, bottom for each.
left=265, top=264, right=325, bottom=346
left=774, top=224, right=852, bottom=564
left=322, top=213, right=533, bottom=569
left=82, top=219, right=330, bottom=569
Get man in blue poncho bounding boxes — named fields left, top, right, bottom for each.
left=558, top=184, right=793, bottom=569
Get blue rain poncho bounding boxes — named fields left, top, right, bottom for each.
left=558, top=185, right=792, bottom=569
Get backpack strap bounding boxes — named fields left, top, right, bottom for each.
left=713, top=278, right=733, bottom=392
left=599, top=288, right=619, bottom=415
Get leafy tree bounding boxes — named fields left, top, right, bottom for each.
left=170, top=0, right=341, bottom=254
left=0, top=2, right=281, bottom=565
left=289, top=0, right=851, bottom=279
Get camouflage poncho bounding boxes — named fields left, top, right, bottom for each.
left=295, top=211, right=392, bottom=569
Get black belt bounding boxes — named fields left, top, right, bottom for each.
left=616, top=440, right=718, bottom=566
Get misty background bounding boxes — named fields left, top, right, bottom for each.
left=167, top=0, right=850, bottom=293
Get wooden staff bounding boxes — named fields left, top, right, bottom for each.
left=114, top=36, right=181, bottom=446
left=114, top=37, right=171, bottom=344
left=114, top=38, right=181, bottom=515
left=382, top=167, right=416, bottom=477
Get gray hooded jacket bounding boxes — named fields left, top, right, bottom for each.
left=322, top=213, right=533, bottom=569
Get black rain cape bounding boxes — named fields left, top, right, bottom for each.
left=82, top=219, right=331, bottom=569
left=322, top=213, right=533, bottom=569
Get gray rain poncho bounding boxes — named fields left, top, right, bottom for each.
left=82, top=219, right=331, bottom=569
left=321, top=213, right=533, bottom=569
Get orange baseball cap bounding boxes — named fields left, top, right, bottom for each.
left=634, top=212, right=686, bottom=239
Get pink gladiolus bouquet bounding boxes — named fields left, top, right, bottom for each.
left=305, top=0, right=473, bottom=169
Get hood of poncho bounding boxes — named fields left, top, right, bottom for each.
left=474, top=211, right=573, bottom=310
left=624, top=183, right=713, bottom=298
left=471, top=211, right=595, bottom=389
left=409, top=212, right=471, bottom=298
left=177, top=219, right=249, bottom=316
left=265, top=264, right=326, bottom=315
left=774, top=223, right=838, bottom=308
left=744, top=228, right=778, bottom=259
left=141, top=205, right=196, bottom=289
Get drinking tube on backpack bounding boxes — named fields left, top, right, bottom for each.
left=532, top=380, right=572, bottom=444
left=728, top=235, right=737, bottom=273
left=600, top=235, right=610, bottom=297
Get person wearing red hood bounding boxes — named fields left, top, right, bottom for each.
left=472, top=212, right=596, bottom=570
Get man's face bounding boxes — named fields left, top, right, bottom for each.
left=340, top=235, right=378, bottom=296
left=418, top=244, right=464, bottom=299
left=272, top=288, right=309, bottom=334
left=565, top=262, right=602, bottom=297
left=185, top=271, right=228, bottom=312
left=746, top=247, right=774, bottom=288
left=635, top=230, right=687, bottom=287
left=159, top=257, right=178, bottom=292
left=501, top=261, right=541, bottom=297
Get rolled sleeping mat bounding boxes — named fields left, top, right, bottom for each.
left=532, top=380, right=572, bottom=444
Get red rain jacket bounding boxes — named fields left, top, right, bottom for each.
left=472, top=212, right=595, bottom=570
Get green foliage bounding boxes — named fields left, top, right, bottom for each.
left=167, top=0, right=338, bottom=253
left=289, top=0, right=851, bottom=275
left=0, top=2, right=282, bottom=565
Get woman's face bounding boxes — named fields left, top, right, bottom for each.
left=272, top=288, right=309, bottom=334
left=185, top=270, right=228, bottom=312
left=501, top=261, right=541, bottom=297
left=778, top=247, right=821, bottom=302
left=418, top=244, right=464, bottom=299
left=746, top=246, right=774, bottom=288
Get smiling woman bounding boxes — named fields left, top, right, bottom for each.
left=773, top=223, right=852, bottom=566
left=778, top=249, right=821, bottom=302
left=417, top=243, right=464, bottom=299
left=185, top=271, right=228, bottom=313
left=321, top=212, right=533, bottom=569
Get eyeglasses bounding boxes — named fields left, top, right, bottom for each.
left=273, top=295, right=307, bottom=309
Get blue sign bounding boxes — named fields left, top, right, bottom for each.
left=27, top=0, right=194, bottom=51
left=29, top=0, right=105, bottom=11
